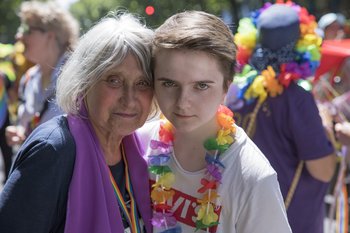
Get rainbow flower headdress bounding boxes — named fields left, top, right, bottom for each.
left=232, top=0, right=322, bottom=105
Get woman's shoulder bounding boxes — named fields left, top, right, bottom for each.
left=17, top=115, right=76, bottom=165
left=27, top=115, right=73, bottom=144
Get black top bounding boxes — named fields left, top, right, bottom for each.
left=109, top=160, right=131, bottom=229
left=0, top=116, right=76, bottom=233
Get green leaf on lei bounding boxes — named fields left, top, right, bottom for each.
left=195, top=220, right=219, bottom=231
left=204, top=138, right=229, bottom=153
left=148, top=165, right=171, bottom=175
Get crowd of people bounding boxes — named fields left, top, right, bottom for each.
left=0, top=0, right=350, bottom=233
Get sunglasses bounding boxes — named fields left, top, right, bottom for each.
left=17, top=23, right=46, bottom=35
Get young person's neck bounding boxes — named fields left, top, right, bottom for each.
left=173, top=117, right=219, bottom=172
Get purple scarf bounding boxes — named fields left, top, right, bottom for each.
left=64, top=104, right=152, bottom=233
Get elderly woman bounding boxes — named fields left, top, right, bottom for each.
left=0, top=12, right=155, bottom=233
left=6, top=1, right=79, bottom=146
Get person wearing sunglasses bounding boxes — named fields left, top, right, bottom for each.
left=5, top=1, right=79, bottom=148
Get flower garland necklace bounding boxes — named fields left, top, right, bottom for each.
left=231, top=1, right=322, bottom=136
left=233, top=0, right=322, bottom=106
left=148, top=105, right=236, bottom=232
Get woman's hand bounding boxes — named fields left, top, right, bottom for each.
left=335, top=122, right=350, bottom=146
left=5, top=125, right=26, bottom=146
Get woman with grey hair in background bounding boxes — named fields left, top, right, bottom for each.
left=0, top=11, right=155, bottom=233
left=6, top=1, right=79, bottom=147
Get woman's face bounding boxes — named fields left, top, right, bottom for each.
left=154, top=49, right=227, bottom=133
left=16, top=23, right=50, bottom=63
left=324, top=21, right=344, bottom=40
left=86, top=53, right=153, bottom=137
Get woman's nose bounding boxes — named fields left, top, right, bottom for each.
left=121, top=86, right=136, bottom=106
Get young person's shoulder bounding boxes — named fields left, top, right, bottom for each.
left=136, top=118, right=161, bottom=153
left=224, top=125, right=277, bottom=180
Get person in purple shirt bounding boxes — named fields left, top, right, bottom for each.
left=0, top=11, right=156, bottom=233
left=226, top=2, right=336, bottom=233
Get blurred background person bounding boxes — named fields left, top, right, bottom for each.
left=314, top=12, right=350, bottom=113
left=0, top=43, right=17, bottom=183
left=318, top=12, right=346, bottom=40
left=5, top=1, right=79, bottom=147
left=313, top=12, right=350, bottom=232
left=226, top=2, right=336, bottom=233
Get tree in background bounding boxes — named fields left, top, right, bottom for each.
left=70, top=0, right=231, bottom=32
left=1, top=0, right=349, bottom=43
left=0, top=0, right=21, bottom=43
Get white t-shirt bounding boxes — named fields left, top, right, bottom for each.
left=137, top=121, right=291, bottom=233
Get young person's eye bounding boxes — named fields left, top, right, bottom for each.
left=161, top=81, right=176, bottom=88
left=195, top=82, right=209, bottom=90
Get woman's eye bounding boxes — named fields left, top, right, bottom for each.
left=104, top=76, right=122, bottom=87
left=136, top=79, right=151, bottom=90
left=196, top=82, right=209, bottom=90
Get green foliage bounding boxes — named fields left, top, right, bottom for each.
left=70, top=0, right=233, bottom=32
left=148, top=0, right=233, bottom=29
left=0, top=0, right=22, bottom=43
left=70, top=0, right=122, bottom=33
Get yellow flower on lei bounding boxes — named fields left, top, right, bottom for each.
left=216, top=129, right=234, bottom=145
left=152, top=172, right=175, bottom=189
left=262, top=66, right=283, bottom=97
left=151, top=188, right=175, bottom=203
left=234, top=18, right=257, bottom=50
left=244, top=75, right=267, bottom=103
left=297, top=35, right=322, bottom=54
left=197, top=204, right=219, bottom=225
left=197, top=191, right=219, bottom=204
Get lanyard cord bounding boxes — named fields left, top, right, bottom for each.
left=108, top=144, right=142, bottom=233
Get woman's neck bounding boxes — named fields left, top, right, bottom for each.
left=39, top=47, right=63, bottom=90
left=40, top=65, right=54, bottom=90
left=104, top=148, right=122, bottom=166
left=93, top=124, right=124, bottom=166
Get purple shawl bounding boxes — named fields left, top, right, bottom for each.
left=64, top=105, right=152, bottom=233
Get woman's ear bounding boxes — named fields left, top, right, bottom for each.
left=46, top=31, right=57, bottom=44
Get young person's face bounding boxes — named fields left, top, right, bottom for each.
left=154, top=49, right=227, bottom=133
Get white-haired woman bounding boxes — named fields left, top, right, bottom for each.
left=0, top=12, right=155, bottom=233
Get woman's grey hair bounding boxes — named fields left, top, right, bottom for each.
left=56, top=11, right=156, bottom=116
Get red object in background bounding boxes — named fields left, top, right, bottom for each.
left=314, top=39, right=350, bottom=81
left=145, top=5, right=155, bottom=16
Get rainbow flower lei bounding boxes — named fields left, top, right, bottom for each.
left=148, top=105, right=236, bottom=232
left=234, top=1, right=322, bottom=104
